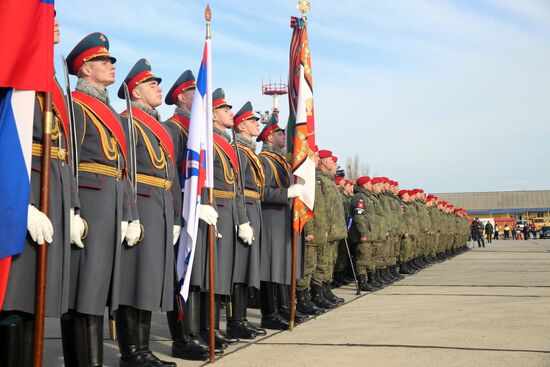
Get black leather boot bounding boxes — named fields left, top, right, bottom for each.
left=382, top=268, right=395, bottom=283
left=139, top=309, right=176, bottom=367
left=116, top=306, right=147, bottom=367
left=242, top=284, right=266, bottom=336
left=169, top=291, right=212, bottom=360
left=259, top=281, right=290, bottom=330
left=85, top=314, right=104, bottom=367
left=0, top=312, right=35, bottom=367
left=60, top=311, right=89, bottom=367
left=201, top=293, right=238, bottom=349
left=226, top=284, right=257, bottom=339
left=296, top=289, right=325, bottom=316
left=277, top=283, right=308, bottom=324
left=311, top=283, right=337, bottom=309
left=324, top=282, right=344, bottom=304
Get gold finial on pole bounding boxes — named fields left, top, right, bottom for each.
left=297, top=0, right=310, bottom=20
left=205, top=4, right=212, bottom=39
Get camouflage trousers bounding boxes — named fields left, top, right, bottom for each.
left=296, top=243, right=319, bottom=290
left=312, top=242, right=335, bottom=285
left=372, top=240, right=388, bottom=268
left=421, top=233, right=431, bottom=257
left=399, top=236, right=414, bottom=263
left=328, top=241, right=340, bottom=282
left=334, top=239, right=349, bottom=273
left=354, top=240, right=374, bottom=275
left=386, top=236, right=399, bottom=266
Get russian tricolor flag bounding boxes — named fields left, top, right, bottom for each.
left=0, top=0, right=55, bottom=307
left=177, top=38, right=214, bottom=301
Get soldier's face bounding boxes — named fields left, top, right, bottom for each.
left=54, top=19, right=60, bottom=44
left=373, top=184, right=382, bottom=193
left=180, top=89, right=195, bottom=111
left=271, top=130, right=285, bottom=150
left=402, top=193, right=409, bottom=202
left=136, top=80, right=163, bottom=108
left=213, top=107, right=234, bottom=128
left=85, top=58, right=116, bottom=87
left=240, top=118, right=260, bottom=137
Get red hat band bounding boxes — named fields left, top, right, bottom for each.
left=258, top=124, right=280, bottom=141
left=128, top=70, right=155, bottom=96
left=234, top=110, right=255, bottom=128
left=170, top=80, right=196, bottom=105
left=71, top=46, right=110, bottom=74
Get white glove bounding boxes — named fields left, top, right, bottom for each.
left=238, top=222, right=254, bottom=245
left=198, top=204, right=218, bottom=225
left=27, top=205, right=53, bottom=245
left=70, top=208, right=85, bottom=248
left=287, top=184, right=304, bottom=199
left=173, top=225, right=181, bottom=245
left=121, top=221, right=129, bottom=244
left=125, top=220, right=142, bottom=247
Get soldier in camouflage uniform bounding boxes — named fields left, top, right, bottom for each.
left=315, top=150, right=346, bottom=304
left=296, top=147, right=333, bottom=312
left=399, top=190, right=419, bottom=275
left=349, top=176, right=378, bottom=292
left=332, top=177, right=353, bottom=287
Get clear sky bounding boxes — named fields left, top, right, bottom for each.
left=54, top=0, right=550, bottom=193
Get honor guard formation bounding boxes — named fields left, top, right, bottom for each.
left=0, top=11, right=471, bottom=367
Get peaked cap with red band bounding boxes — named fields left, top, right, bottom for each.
left=318, top=150, right=333, bottom=159
left=257, top=114, right=283, bottom=142
left=117, top=58, right=162, bottom=100
left=212, top=87, right=232, bottom=109
left=66, top=32, right=117, bottom=75
left=165, top=69, right=196, bottom=105
left=356, top=176, right=371, bottom=186
left=234, top=101, right=259, bottom=128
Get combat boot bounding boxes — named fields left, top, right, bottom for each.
left=324, top=282, right=344, bottom=304
left=391, top=265, right=404, bottom=280
left=296, top=289, right=325, bottom=316
left=367, top=271, right=382, bottom=289
left=277, top=284, right=308, bottom=324
left=332, top=271, right=350, bottom=287
left=311, top=283, right=338, bottom=309
left=358, top=274, right=375, bottom=292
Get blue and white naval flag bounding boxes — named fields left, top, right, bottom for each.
left=177, top=39, right=213, bottom=301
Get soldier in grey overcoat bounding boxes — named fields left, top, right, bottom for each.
left=0, top=20, right=85, bottom=367
left=228, top=101, right=265, bottom=339
left=114, top=59, right=179, bottom=367
left=61, top=32, right=139, bottom=367
left=163, top=70, right=213, bottom=360
left=190, top=88, right=253, bottom=349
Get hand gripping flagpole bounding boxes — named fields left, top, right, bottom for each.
left=33, top=91, right=53, bottom=367
left=204, top=4, right=216, bottom=363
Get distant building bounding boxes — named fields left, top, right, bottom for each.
left=432, top=190, right=550, bottom=221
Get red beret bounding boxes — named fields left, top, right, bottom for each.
left=356, top=176, right=371, bottom=186
left=332, top=156, right=338, bottom=163
left=371, top=177, right=383, bottom=184
left=381, top=177, right=389, bottom=183
left=334, top=177, right=344, bottom=185
left=318, top=150, right=332, bottom=159
left=345, top=180, right=352, bottom=186
left=398, top=189, right=408, bottom=197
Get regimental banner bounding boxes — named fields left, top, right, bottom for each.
left=287, top=16, right=316, bottom=233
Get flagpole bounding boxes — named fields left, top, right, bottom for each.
left=204, top=4, right=217, bottom=363
left=33, top=91, right=53, bottom=367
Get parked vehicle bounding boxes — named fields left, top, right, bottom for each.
left=540, top=226, right=550, bottom=239
left=531, top=217, right=550, bottom=231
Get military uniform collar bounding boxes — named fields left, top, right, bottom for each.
left=262, top=145, right=285, bottom=156
left=213, top=126, right=231, bottom=142
left=236, top=133, right=257, bottom=151
left=76, top=78, right=110, bottom=104
left=174, top=107, right=190, bottom=119
left=131, top=101, right=161, bottom=121
left=319, top=170, right=335, bottom=179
